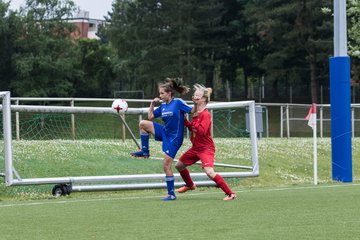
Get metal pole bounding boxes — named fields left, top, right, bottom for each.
left=286, top=105, right=290, bottom=138
left=280, top=106, right=283, bottom=138
left=210, top=109, right=214, bottom=137
left=320, top=106, right=323, bottom=138
left=2, top=92, right=13, bottom=186
left=248, top=101, right=259, bottom=174
left=121, top=113, right=126, bottom=142
left=352, top=107, right=355, bottom=138
left=334, top=0, right=347, bottom=56
left=265, top=107, right=269, bottom=137
left=9, top=171, right=259, bottom=186
left=15, top=99, right=20, bottom=141
left=118, top=114, right=140, bottom=149
left=71, top=99, right=75, bottom=140
left=330, top=0, right=352, bottom=182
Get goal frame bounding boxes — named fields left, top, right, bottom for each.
left=1, top=91, right=13, bottom=186
left=1, top=93, right=259, bottom=192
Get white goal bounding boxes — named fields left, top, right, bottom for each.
left=1, top=93, right=259, bottom=195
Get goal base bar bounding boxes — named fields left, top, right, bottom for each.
left=8, top=171, right=259, bottom=186
left=71, top=180, right=218, bottom=192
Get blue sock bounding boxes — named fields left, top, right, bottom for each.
left=140, top=133, right=149, bottom=153
left=165, top=176, right=175, bottom=196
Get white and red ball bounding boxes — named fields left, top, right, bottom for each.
left=111, top=99, right=128, bottom=114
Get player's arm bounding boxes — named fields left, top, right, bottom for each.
left=184, top=114, right=193, bottom=131
left=191, top=102, right=198, bottom=115
left=190, top=95, right=199, bottom=116
left=148, top=97, right=160, bottom=121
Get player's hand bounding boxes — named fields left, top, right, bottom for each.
left=152, top=97, right=161, bottom=104
left=192, top=95, right=201, bottom=104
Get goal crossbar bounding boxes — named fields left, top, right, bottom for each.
left=9, top=100, right=255, bottom=114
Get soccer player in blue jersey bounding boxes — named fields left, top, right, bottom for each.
left=131, top=78, right=192, bottom=201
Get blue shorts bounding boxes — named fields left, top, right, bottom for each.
left=153, top=122, right=181, bottom=159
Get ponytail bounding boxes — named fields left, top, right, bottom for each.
left=159, top=77, right=190, bottom=96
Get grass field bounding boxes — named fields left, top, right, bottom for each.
left=1, top=184, right=360, bottom=239
left=1, top=138, right=360, bottom=239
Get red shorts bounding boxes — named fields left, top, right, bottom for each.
left=179, top=147, right=215, bottom=168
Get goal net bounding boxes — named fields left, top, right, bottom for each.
left=1, top=94, right=259, bottom=193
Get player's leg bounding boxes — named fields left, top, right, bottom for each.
left=130, top=120, right=156, bottom=158
left=204, top=167, right=236, bottom=200
left=161, top=138, right=179, bottom=201
left=162, top=154, right=176, bottom=200
left=199, top=150, right=236, bottom=200
left=176, top=150, right=197, bottom=193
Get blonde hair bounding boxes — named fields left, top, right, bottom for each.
left=159, top=77, right=190, bottom=96
left=194, top=83, right=212, bottom=102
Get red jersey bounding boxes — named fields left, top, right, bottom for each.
left=184, top=108, right=215, bottom=150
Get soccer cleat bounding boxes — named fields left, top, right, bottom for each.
left=223, top=193, right=236, bottom=201
left=177, top=184, right=196, bottom=193
left=161, top=194, right=176, bottom=201
left=130, top=150, right=150, bottom=158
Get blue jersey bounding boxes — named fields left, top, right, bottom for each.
left=153, top=98, right=192, bottom=147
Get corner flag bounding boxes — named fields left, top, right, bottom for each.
left=305, top=103, right=317, bottom=185
left=306, top=103, right=317, bottom=129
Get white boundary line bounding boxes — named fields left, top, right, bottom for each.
left=1, top=183, right=359, bottom=208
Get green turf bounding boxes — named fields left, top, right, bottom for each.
left=0, top=138, right=360, bottom=239
left=0, top=184, right=360, bottom=240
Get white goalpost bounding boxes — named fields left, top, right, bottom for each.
left=0, top=92, right=13, bottom=187
left=1, top=92, right=259, bottom=195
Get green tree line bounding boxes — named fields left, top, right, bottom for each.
left=1, top=0, right=360, bottom=103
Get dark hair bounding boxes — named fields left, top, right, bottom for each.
left=159, top=77, right=190, bottom=96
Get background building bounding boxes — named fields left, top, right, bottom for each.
left=70, top=11, right=106, bottom=39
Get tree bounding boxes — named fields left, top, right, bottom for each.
left=347, top=0, right=360, bottom=90
left=10, top=0, right=80, bottom=97
left=106, top=0, right=231, bottom=97
left=218, top=0, right=261, bottom=99
left=348, top=0, right=360, bottom=58
left=244, top=0, right=333, bottom=103
left=189, top=0, right=228, bottom=95
left=106, top=0, right=169, bottom=95
left=0, top=1, right=20, bottom=91
left=76, top=38, right=115, bottom=97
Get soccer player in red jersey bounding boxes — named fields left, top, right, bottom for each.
left=175, top=84, right=236, bottom=200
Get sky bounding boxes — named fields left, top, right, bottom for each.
left=8, top=0, right=114, bottom=19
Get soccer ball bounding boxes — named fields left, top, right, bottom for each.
left=111, top=99, right=128, bottom=114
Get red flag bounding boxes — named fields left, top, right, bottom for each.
left=305, top=103, right=317, bottom=129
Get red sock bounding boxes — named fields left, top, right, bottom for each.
left=213, top=174, right=233, bottom=195
left=179, top=168, right=194, bottom=187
